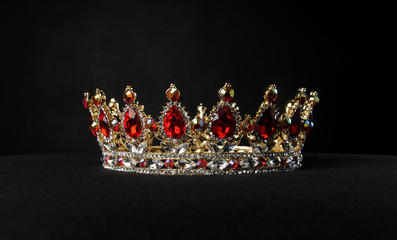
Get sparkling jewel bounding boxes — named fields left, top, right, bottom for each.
left=290, top=106, right=301, bottom=138
left=240, top=158, right=258, bottom=169
left=147, top=159, right=163, bottom=169
left=110, top=118, right=119, bottom=131
left=257, top=157, right=266, bottom=167
left=123, top=87, right=136, bottom=103
left=267, top=156, right=281, bottom=168
left=166, top=86, right=180, bottom=102
left=99, top=109, right=111, bottom=138
left=89, top=116, right=98, bottom=136
left=228, top=160, right=239, bottom=169
left=256, top=106, right=277, bottom=139
left=197, top=159, right=207, bottom=169
left=163, top=106, right=186, bottom=139
left=123, top=157, right=137, bottom=168
left=175, top=159, right=195, bottom=170
left=138, top=158, right=146, bottom=167
left=124, top=107, right=142, bottom=138
left=265, top=88, right=278, bottom=102
left=146, top=118, right=157, bottom=132
left=218, top=86, right=234, bottom=102
left=192, top=117, right=205, bottom=132
left=242, top=118, right=255, bottom=132
left=164, top=159, right=174, bottom=169
left=117, top=157, right=123, bottom=166
left=211, top=106, right=236, bottom=139
left=208, top=160, right=228, bottom=170
left=104, top=156, right=116, bottom=165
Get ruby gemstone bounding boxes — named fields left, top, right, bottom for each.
left=163, top=106, right=186, bottom=139
left=256, top=106, right=277, bottom=139
left=211, top=106, right=236, bottom=139
left=99, top=109, right=111, bottom=138
left=290, top=106, right=301, bottom=138
left=124, top=107, right=142, bottom=138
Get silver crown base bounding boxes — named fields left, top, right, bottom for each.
left=100, top=149, right=303, bottom=175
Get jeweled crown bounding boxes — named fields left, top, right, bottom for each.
left=82, top=83, right=319, bottom=175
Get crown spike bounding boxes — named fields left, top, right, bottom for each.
left=165, top=83, right=180, bottom=102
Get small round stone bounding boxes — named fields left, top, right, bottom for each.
left=265, top=88, right=278, bottom=102
left=192, top=117, right=205, bottom=132
left=164, top=159, right=174, bottom=169
left=123, top=87, right=136, bottom=104
left=197, top=159, right=207, bottom=169
left=218, top=87, right=234, bottom=102
left=228, top=160, right=239, bottom=169
left=145, top=118, right=157, bottom=132
left=242, top=118, right=255, bottom=132
left=166, top=86, right=180, bottom=102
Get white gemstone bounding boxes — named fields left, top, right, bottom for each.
left=208, top=160, right=228, bottom=170
left=146, top=159, right=163, bottom=169
left=175, top=159, right=195, bottom=170
left=123, top=157, right=137, bottom=168
left=240, top=158, right=258, bottom=169
left=267, top=156, right=281, bottom=168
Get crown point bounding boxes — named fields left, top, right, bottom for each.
left=166, top=84, right=180, bottom=102
left=310, top=91, right=320, bottom=106
left=296, top=88, right=307, bottom=104
left=218, top=83, right=234, bottom=102
left=82, top=93, right=90, bottom=108
left=123, top=86, right=136, bottom=104
left=265, top=85, right=278, bottom=102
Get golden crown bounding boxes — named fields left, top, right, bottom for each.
left=82, top=83, right=319, bottom=175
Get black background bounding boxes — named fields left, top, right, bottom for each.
left=3, top=1, right=393, bottom=155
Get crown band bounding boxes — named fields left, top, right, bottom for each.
left=83, top=83, right=319, bottom=175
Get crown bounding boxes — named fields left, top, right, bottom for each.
left=82, top=83, right=319, bottom=175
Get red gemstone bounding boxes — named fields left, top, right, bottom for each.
left=163, top=106, right=186, bottom=139
left=197, top=159, right=207, bottom=169
left=89, top=116, right=97, bottom=137
left=258, top=157, right=266, bottom=167
left=124, top=107, right=142, bottom=138
left=256, top=106, right=277, bottom=139
left=211, top=106, right=236, bottom=139
left=164, top=159, right=174, bottom=169
left=99, top=109, right=111, bottom=138
left=229, top=160, right=239, bottom=169
left=290, top=106, right=301, bottom=138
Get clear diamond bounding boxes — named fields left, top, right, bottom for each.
left=175, top=159, right=195, bottom=170
left=123, top=157, right=137, bottom=168
left=267, top=156, right=281, bottom=167
left=208, top=160, right=228, bottom=170
left=146, top=159, right=163, bottom=169
left=137, top=142, right=148, bottom=153
left=240, top=158, right=258, bottom=169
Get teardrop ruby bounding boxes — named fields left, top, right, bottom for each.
left=124, top=107, right=142, bottom=138
left=256, top=106, right=277, bottom=139
left=99, top=109, right=111, bottom=138
left=290, top=106, right=301, bottom=138
left=163, top=106, right=186, bottom=139
left=211, top=106, right=236, bottom=139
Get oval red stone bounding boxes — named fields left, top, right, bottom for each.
left=290, top=106, right=301, bottom=138
left=256, top=106, right=277, bottom=139
left=99, top=109, right=111, bottom=138
left=211, top=106, right=236, bottom=139
left=124, top=107, right=142, bottom=138
left=163, top=106, right=186, bottom=139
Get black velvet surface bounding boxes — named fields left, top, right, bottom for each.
left=1, top=153, right=396, bottom=239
